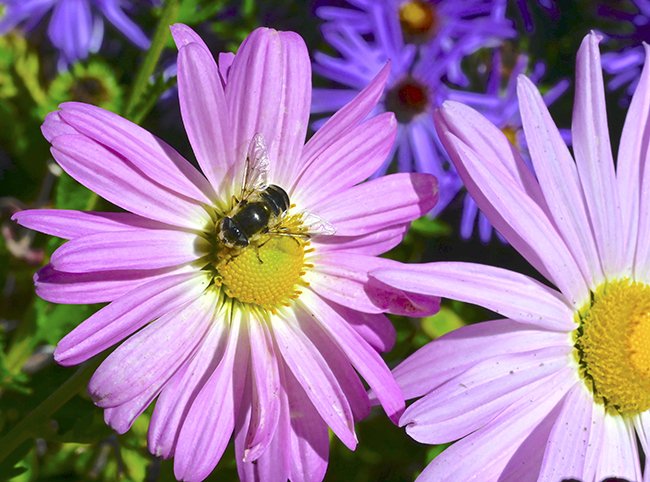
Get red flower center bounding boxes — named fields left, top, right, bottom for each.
left=385, top=77, right=430, bottom=123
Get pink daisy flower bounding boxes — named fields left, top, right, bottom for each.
left=372, top=32, right=650, bottom=480
left=13, top=25, right=439, bottom=482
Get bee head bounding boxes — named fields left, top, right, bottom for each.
left=218, top=217, right=249, bottom=248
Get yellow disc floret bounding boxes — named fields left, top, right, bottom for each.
left=574, top=279, right=650, bottom=414
left=217, top=235, right=308, bottom=311
left=399, top=1, right=438, bottom=40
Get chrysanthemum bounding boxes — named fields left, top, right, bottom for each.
left=313, top=2, right=515, bottom=222
left=13, top=25, right=439, bottom=482
left=453, top=51, right=569, bottom=243
left=0, top=0, right=149, bottom=66
left=372, top=32, right=650, bottom=480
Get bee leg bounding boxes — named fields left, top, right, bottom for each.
left=254, top=244, right=264, bottom=264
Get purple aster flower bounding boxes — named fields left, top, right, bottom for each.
left=600, top=0, right=650, bottom=97
left=0, top=0, right=150, bottom=67
left=373, top=32, right=650, bottom=480
left=449, top=50, right=569, bottom=243
left=13, top=24, right=439, bottom=482
left=313, top=1, right=514, bottom=219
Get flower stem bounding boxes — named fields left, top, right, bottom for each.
left=124, top=0, right=180, bottom=119
left=0, top=356, right=103, bottom=465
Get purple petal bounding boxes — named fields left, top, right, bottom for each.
left=538, top=384, right=595, bottom=480
left=48, top=0, right=93, bottom=62
left=273, top=309, right=357, bottom=449
left=176, top=42, right=233, bottom=195
left=623, top=47, right=650, bottom=278
left=54, top=271, right=209, bottom=366
left=333, top=303, right=395, bottom=353
left=441, top=131, right=589, bottom=306
left=225, top=28, right=310, bottom=187
left=104, top=387, right=158, bottom=434
left=50, top=229, right=204, bottom=273
left=402, top=347, right=570, bottom=444
left=88, top=293, right=216, bottom=408
left=42, top=111, right=77, bottom=141
left=58, top=102, right=215, bottom=205
left=173, top=314, right=248, bottom=482
left=170, top=23, right=208, bottom=50
left=517, top=75, right=605, bottom=286
left=594, top=414, right=641, bottom=481
left=148, top=316, right=229, bottom=458
left=293, top=112, right=396, bottom=208
left=312, top=223, right=408, bottom=257
left=573, top=33, right=624, bottom=277
left=12, top=209, right=172, bottom=240
left=95, top=0, right=149, bottom=49
left=314, top=173, right=438, bottom=236
left=301, top=290, right=404, bottom=423
left=391, top=319, right=571, bottom=400
left=301, top=62, right=389, bottom=172
left=35, top=263, right=191, bottom=304
left=242, top=320, right=281, bottom=462
left=372, top=262, right=574, bottom=331
left=416, top=368, right=574, bottom=481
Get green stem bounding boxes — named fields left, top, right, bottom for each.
left=0, top=357, right=103, bottom=464
left=124, top=0, right=179, bottom=118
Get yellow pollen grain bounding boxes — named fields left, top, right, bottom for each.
left=217, top=235, right=307, bottom=311
left=501, top=126, right=519, bottom=148
left=574, top=279, right=650, bottom=414
left=399, top=1, right=438, bottom=38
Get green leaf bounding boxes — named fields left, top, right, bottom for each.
left=34, top=298, right=99, bottom=346
left=409, top=216, right=451, bottom=237
left=54, top=172, right=95, bottom=211
left=421, top=305, right=466, bottom=339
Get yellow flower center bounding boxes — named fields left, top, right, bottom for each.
left=399, top=1, right=438, bottom=42
left=212, top=213, right=312, bottom=312
left=574, top=279, right=650, bottom=414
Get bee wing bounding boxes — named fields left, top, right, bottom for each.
left=301, top=212, right=337, bottom=236
left=240, top=133, right=270, bottom=200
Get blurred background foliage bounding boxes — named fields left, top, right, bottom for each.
left=0, top=0, right=641, bottom=480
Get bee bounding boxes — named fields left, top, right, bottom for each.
left=217, top=133, right=335, bottom=248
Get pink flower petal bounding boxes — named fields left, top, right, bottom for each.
left=517, top=75, right=604, bottom=286
left=416, top=367, right=574, bottom=482
left=619, top=45, right=650, bottom=274
left=312, top=223, right=408, bottom=256
left=442, top=132, right=589, bottom=306
left=296, top=305, right=371, bottom=420
left=148, top=316, right=229, bottom=458
left=35, top=264, right=191, bottom=304
left=538, top=385, right=594, bottom=480
left=177, top=41, right=233, bottom=195
left=300, top=290, right=404, bottom=423
left=273, top=309, right=357, bottom=449
left=242, top=319, right=281, bottom=462
left=594, top=414, right=642, bottom=481
left=285, top=368, right=330, bottom=482
left=103, top=387, right=158, bottom=435
left=50, top=229, right=205, bottom=273
left=372, top=262, right=574, bottom=331
left=402, top=347, right=570, bottom=444
left=332, top=303, right=396, bottom=353
left=217, top=52, right=235, bottom=85
left=573, top=32, right=624, bottom=277
left=41, top=111, right=76, bottom=141
left=173, top=313, right=249, bottom=482
left=310, top=253, right=439, bottom=316
left=431, top=100, right=546, bottom=205
left=170, top=23, right=209, bottom=51
left=391, top=319, right=571, bottom=400
left=293, top=112, right=396, bottom=209
left=226, top=28, right=310, bottom=187
left=235, top=368, right=292, bottom=482
left=12, top=209, right=172, bottom=240
left=314, top=173, right=438, bottom=236
left=50, top=134, right=210, bottom=230
left=88, top=293, right=216, bottom=408
left=58, top=102, right=215, bottom=204
left=54, top=271, right=210, bottom=366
